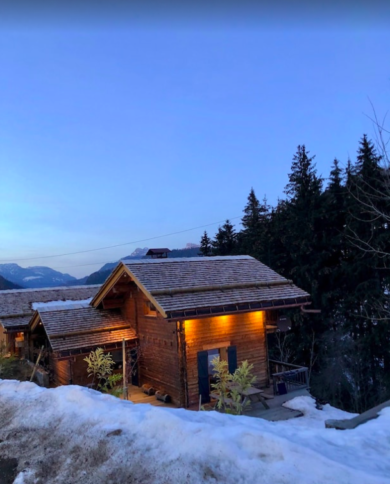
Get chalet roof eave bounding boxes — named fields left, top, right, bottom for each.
left=165, top=296, right=311, bottom=321
left=53, top=338, right=137, bottom=360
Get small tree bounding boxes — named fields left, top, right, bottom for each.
left=84, top=348, right=122, bottom=397
left=0, top=342, right=16, bottom=379
left=210, top=358, right=257, bottom=415
left=199, top=231, right=212, bottom=256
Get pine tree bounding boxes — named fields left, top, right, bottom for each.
left=283, top=145, right=324, bottom=297
left=199, top=231, right=212, bottom=257
left=285, top=145, right=323, bottom=201
left=242, top=188, right=262, bottom=231
left=272, top=145, right=326, bottom=387
left=212, top=220, right=236, bottom=256
left=240, top=188, right=269, bottom=259
left=321, top=159, right=346, bottom=302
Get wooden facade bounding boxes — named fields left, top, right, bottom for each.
left=0, top=327, right=7, bottom=348
left=119, top=285, right=271, bottom=407
left=183, top=312, right=269, bottom=407
left=121, top=286, right=182, bottom=405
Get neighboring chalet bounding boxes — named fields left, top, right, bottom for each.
left=27, top=256, right=310, bottom=407
left=145, top=248, right=171, bottom=259
left=0, top=285, right=100, bottom=355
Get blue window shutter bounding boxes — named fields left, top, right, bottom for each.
left=197, top=350, right=210, bottom=404
left=227, top=346, right=238, bottom=374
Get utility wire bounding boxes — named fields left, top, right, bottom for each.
left=0, top=216, right=242, bottom=263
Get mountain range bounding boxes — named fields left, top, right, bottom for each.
left=0, top=264, right=79, bottom=289
left=0, top=244, right=200, bottom=289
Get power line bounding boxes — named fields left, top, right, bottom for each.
left=0, top=216, right=242, bottom=263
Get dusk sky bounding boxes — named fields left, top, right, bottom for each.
left=0, top=4, right=389, bottom=278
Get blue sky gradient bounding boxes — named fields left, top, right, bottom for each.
left=0, top=9, right=389, bottom=277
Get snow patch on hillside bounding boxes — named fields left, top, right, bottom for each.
left=0, top=380, right=389, bottom=484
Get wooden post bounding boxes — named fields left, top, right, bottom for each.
left=30, top=345, right=44, bottom=382
left=122, top=339, right=127, bottom=400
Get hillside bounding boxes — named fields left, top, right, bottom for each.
left=0, top=275, right=22, bottom=290
left=0, top=381, right=389, bottom=484
left=85, top=269, right=111, bottom=285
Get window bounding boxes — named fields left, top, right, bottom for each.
left=144, top=301, right=158, bottom=317
left=207, top=348, right=220, bottom=376
left=207, top=347, right=228, bottom=375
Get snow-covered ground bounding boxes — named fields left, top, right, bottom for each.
left=0, top=380, right=389, bottom=484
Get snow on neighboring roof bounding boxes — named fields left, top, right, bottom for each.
left=0, top=382, right=389, bottom=484
left=32, top=298, right=93, bottom=311
left=0, top=285, right=100, bottom=320
left=0, top=284, right=100, bottom=295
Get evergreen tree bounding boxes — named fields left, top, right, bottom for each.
left=240, top=188, right=269, bottom=259
left=274, top=145, right=326, bottom=388
left=212, top=220, right=237, bottom=256
left=285, top=145, right=323, bottom=201
left=199, top=231, right=212, bottom=257
left=242, top=188, right=262, bottom=231
left=283, top=145, right=324, bottom=299
left=321, top=159, right=346, bottom=304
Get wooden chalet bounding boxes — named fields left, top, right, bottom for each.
left=0, top=285, right=100, bottom=355
left=24, top=256, right=310, bottom=407
left=146, top=248, right=171, bottom=259
left=90, top=255, right=310, bottom=407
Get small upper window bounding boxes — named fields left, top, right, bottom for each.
left=144, top=301, right=158, bottom=317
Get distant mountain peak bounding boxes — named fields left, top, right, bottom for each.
left=129, top=247, right=149, bottom=258
left=184, top=243, right=200, bottom=249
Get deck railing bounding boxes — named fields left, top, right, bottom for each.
left=269, top=359, right=309, bottom=395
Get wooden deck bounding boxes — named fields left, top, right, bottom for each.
left=124, top=385, right=178, bottom=408
left=124, top=384, right=311, bottom=422
left=245, top=388, right=311, bottom=421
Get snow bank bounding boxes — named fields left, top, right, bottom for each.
left=0, top=381, right=389, bottom=484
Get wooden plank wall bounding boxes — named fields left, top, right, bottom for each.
left=51, top=358, right=71, bottom=386
left=184, top=311, right=269, bottom=407
left=122, top=288, right=182, bottom=405
left=0, top=327, right=7, bottom=349
left=70, top=355, right=90, bottom=386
